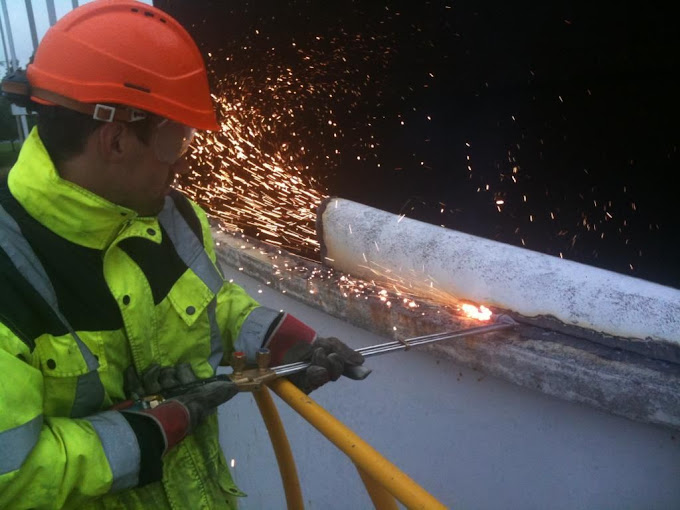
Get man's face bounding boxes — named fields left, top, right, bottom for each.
left=113, top=122, right=190, bottom=217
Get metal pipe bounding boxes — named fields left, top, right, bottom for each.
left=0, top=0, right=18, bottom=69
left=0, top=7, right=9, bottom=70
left=46, top=0, right=57, bottom=26
left=252, top=386, right=305, bottom=510
left=317, top=197, right=680, bottom=363
left=15, top=117, right=24, bottom=143
left=19, top=115, right=29, bottom=140
left=72, top=0, right=78, bottom=8
left=24, top=0, right=39, bottom=51
left=268, top=378, right=448, bottom=510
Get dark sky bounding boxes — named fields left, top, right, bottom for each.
left=156, top=0, right=679, bottom=288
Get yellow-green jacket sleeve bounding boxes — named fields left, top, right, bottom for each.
left=0, top=324, right=142, bottom=509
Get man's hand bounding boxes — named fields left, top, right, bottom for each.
left=171, top=380, right=238, bottom=432
left=284, top=337, right=371, bottom=393
left=122, top=363, right=238, bottom=450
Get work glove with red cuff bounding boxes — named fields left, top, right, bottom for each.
left=283, top=336, right=372, bottom=393
left=263, top=313, right=371, bottom=393
left=118, top=363, right=237, bottom=485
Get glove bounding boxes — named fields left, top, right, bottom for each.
left=122, top=363, right=238, bottom=449
left=260, top=313, right=371, bottom=393
left=284, top=337, right=371, bottom=394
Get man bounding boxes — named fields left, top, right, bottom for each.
left=0, top=1, right=366, bottom=508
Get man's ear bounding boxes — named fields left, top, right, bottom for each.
left=95, top=122, right=130, bottom=163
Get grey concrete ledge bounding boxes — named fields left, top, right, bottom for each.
left=212, top=226, right=680, bottom=431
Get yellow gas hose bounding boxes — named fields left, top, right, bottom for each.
left=268, top=378, right=448, bottom=510
left=252, top=386, right=305, bottom=510
left=356, top=465, right=400, bottom=510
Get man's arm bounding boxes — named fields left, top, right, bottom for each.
left=1, top=321, right=238, bottom=509
left=188, top=201, right=367, bottom=390
left=189, top=201, right=319, bottom=365
left=0, top=322, right=144, bottom=508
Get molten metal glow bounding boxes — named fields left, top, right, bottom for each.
left=461, top=303, right=493, bottom=321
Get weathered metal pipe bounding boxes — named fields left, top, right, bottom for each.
left=317, top=197, right=680, bottom=363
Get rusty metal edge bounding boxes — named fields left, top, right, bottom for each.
left=212, top=226, right=680, bottom=431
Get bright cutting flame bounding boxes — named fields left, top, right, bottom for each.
left=460, top=303, right=493, bottom=321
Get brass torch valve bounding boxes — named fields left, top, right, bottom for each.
left=228, top=348, right=277, bottom=391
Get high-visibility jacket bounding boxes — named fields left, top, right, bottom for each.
left=0, top=128, right=315, bottom=509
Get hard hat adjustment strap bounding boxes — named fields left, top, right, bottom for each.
left=0, top=80, right=146, bottom=123
left=1, top=70, right=147, bottom=122
left=30, top=88, right=148, bottom=123
left=92, top=104, right=146, bottom=122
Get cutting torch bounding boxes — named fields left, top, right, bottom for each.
left=126, top=314, right=517, bottom=405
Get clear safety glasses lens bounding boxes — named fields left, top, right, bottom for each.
left=153, top=119, right=196, bottom=164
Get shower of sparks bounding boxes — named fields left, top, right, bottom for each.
left=178, top=29, right=394, bottom=258
left=177, top=27, right=498, bottom=321
left=182, top=89, right=326, bottom=254
left=352, top=259, right=495, bottom=321
left=171, top=1, right=675, bottom=306
left=186, top=99, right=325, bottom=254
left=175, top=24, right=498, bottom=321
left=229, top=232, right=494, bottom=322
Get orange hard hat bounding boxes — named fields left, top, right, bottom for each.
left=26, top=0, right=219, bottom=131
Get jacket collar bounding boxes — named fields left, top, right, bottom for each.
left=8, top=127, right=136, bottom=250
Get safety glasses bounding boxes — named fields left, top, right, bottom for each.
left=152, top=118, right=197, bottom=164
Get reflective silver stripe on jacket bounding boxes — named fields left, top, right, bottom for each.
left=0, top=203, right=105, bottom=417
left=159, top=197, right=225, bottom=373
left=158, top=197, right=224, bottom=294
left=234, top=306, right=282, bottom=363
left=0, top=415, right=43, bottom=475
left=206, top=298, right=223, bottom=371
left=85, top=411, right=140, bottom=492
